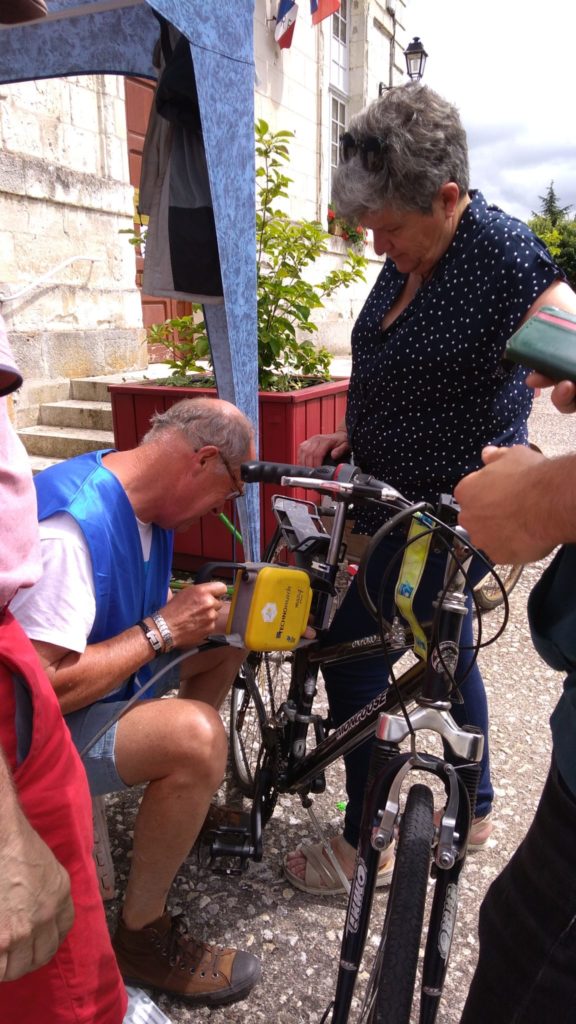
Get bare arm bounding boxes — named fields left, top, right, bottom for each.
left=0, top=746, right=74, bottom=981
left=35, top=581, right=228, bottom=714
left=520, top=279, right=576, bottom=324
left=455, top=445, right=576, bottom=564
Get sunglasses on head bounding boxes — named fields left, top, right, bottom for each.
left=339, top=132, right=387, bottom=171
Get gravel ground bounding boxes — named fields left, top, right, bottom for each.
left=104, top=393, right=575, bottom=1024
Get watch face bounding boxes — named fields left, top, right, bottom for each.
left=147, top=630, right=162, bottom=650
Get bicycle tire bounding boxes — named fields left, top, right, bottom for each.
left=367, top=784, right=434, bottom=1024
left=229, top=529, right=294, bottom=796
left=473, top=562, right=524, bottom=611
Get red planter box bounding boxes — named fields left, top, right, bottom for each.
left=109, top=379, right=349, bottom=570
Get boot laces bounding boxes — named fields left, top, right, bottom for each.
left=158, top=914, right=224, bottom=975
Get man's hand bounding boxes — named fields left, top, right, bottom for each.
left=159, top=581, right=228, bottom=648
left=298, top=429, right=350, bottom=467
left=0, top=815, right=74, bottom=981
left=455, top=445, right=556, bottom=564
left=526, top=373, right=576, bottom=414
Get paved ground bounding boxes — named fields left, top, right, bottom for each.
left=104, top=393, right=574, bottom=1023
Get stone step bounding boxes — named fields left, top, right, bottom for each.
left=18, top=425, right=114, bottom=459
left=28, top=454, right=63, bottom=475
left=70, top=377, right=116, bottom=403
left=40, top=399, right=113, bottom=431
left=69, top=368, right=164, bottom=403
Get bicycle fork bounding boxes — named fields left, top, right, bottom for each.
left=329, top=710, right=483, bottom=1023
left=330, top=539, right=484, bottom=1023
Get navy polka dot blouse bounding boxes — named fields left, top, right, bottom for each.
left=347, top=190, right=564, bottom=532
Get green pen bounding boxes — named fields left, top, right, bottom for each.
left=218, top=511, right=243, bottom=544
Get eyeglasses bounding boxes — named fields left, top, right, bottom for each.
left=339, top=132, right=387, bottom=172
left=218, top=450, right=244, bottom=501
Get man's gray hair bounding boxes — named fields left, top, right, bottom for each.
left=142, top=397, right=253, bottom=466
left=332, top=83, right=469, bottom=221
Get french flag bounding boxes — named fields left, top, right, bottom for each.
left=275, top=0, right=298, bottom=49
left=310, top=0, right=340, bottom=25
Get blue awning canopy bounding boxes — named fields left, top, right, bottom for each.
left=0, top=0, right=259, bottom=555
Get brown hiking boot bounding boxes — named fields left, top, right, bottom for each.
left=112, top=913, right=261, bottom=1007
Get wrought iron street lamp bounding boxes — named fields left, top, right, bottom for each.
left=379, top=34, right=428, bottom=96
left=404, top=36, right=428, bottom=82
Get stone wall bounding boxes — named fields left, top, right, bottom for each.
left=0, top=74, right=145, bottom=392
left=0, top=4, right=412, bottom=397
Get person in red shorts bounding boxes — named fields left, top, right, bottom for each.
left=0, top=315, right=126, bottom=1024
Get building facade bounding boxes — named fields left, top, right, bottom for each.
left=0, top=1, right=409, bottom=419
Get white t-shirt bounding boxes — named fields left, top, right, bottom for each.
left=11, top=512, right=154, bottom=652
left=0, top=319, right=42, bottom=605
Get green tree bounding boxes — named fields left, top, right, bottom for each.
left=532, top=181, right=572, bottom=226
left=528, top=183, right=576, bottom=289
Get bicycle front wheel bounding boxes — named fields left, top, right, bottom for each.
left=474, top=562, right=524, bottom=611
left=368, top=784, right=434, bottom=1024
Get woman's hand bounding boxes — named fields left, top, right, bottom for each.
left=297, top=430, right=350, bottom=467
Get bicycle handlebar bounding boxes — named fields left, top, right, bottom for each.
left=241, top=460, right=358, bottom=484
left=241, top=460, right=409, bottom=506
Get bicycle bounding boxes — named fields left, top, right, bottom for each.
left=203, top=458, right=507, bottom=1023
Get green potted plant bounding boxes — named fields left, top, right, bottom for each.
left=110, top=122, right=368, bottom=566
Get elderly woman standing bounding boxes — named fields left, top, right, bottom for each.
left=284, top=83, right=575, bottom=894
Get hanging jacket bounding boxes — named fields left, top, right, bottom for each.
left=139, top=16, right=224, bottom=302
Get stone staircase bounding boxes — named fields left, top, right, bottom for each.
left=18, top=375, right=117, bottom=472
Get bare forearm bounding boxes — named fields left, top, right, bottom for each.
left=39, top=624, right=156, bottom=714
left=527, top=454, right=576, bottom=550
left=36, top=581, right=229, bottom=714
left=456, top=447, right=576, bottom=564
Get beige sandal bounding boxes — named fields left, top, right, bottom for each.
left=283, top=840, right=394, bottom=895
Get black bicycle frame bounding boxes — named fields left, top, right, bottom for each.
left=327, top=543, right=483, bottom=1024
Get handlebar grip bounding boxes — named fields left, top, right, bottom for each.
left=241, top=460, right=341, bottom=484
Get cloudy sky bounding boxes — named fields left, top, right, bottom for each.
left=402, top=0, right=576, bottom=224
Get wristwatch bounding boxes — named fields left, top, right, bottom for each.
left=137, top=619, right=163, bottom=656
left=152, top=612, right=174, bottom=652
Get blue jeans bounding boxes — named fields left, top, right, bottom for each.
left=322, top=532, right=494, bottom=847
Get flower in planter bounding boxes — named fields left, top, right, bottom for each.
left=327, top=203, right=367, bottom=248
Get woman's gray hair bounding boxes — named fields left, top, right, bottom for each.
left=141, top=397, right=252, bottom=466
left=332, top=83, right=469, bottom=221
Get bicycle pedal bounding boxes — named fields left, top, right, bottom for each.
left=206, top=817, right=255, bottom=875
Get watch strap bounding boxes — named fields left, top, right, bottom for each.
left=137, top=619, right=163, bottom=656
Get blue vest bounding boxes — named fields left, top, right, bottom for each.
left=35, top=450, right=174, bottom=702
